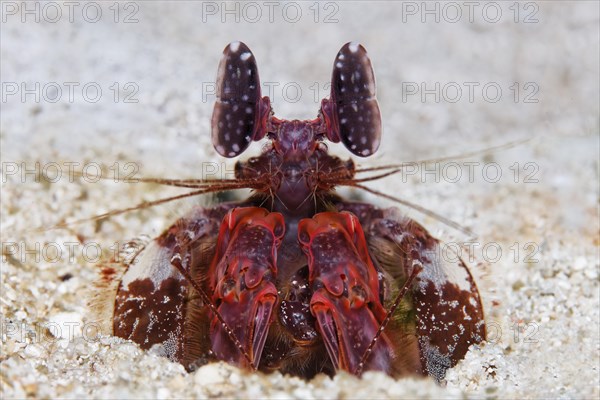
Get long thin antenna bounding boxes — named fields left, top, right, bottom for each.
left=354, top=138, right=531, bottom=174
left=69, top=170, right=259, bottom=189
left=347, top=183, right=475, bottom=238
left=42, top=183, right=253, bottom=231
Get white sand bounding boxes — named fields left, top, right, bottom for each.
left=1, top=2, right=598, bottom=398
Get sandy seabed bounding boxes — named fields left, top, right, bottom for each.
left=1, top=2, right=598, bottom=399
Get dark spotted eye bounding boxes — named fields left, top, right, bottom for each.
left=322, top=42, right=382, bottom=157
left=211, top=41, right=270, bottom=158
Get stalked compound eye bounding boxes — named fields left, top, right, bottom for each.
left=321, top=42, right=382, bottom=157
left=211, top=41, right=271, bottom=158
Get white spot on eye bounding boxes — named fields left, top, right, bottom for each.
left=351, top=144, right=357, bottom=150
left=340, top=118, right=347, bottom=124
left=241, top=94, right=249, bottom=101
left=245, top=135, right=251, bottom=142
left=232, top=143, right=240, bottom=152
left=230, top=41, right=240, bottom=52
left=349, top=42, right=360, bottom=53
left=361, top=149, right=371, bottom=156
left=336, top=62, right=343, bottom=68
left=233, top=104, right=239, bottom=111
left=360, top=136, right=367, bottom=144
left=352, top=103, right=358, bottom=112
left=236, top=128, right=242, bottom=134
left=224, top=133, right=230, bottom=141
left=245, top=107, right=253, bottom=114
left=338, top=54, right=345, bottom=60
left=217, top=145, right=225, bottom=154
left=340, top=74, right=345, bottom=81
left=228, top=151, right=236, bottom=156
left=240, top=52, right=252, bottom=61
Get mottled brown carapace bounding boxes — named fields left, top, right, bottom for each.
left=92, top=41, right=485, bottom=381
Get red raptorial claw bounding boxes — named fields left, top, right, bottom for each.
left=209, top=207, right=285, bottom=368
left=298, top=212, right=392, bottom=374
left=311, top=290, right=391, bottom=374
